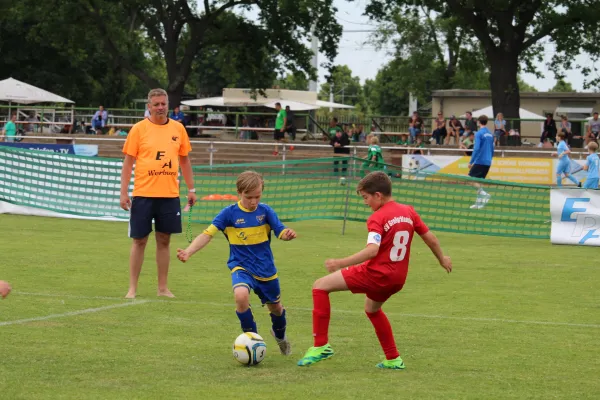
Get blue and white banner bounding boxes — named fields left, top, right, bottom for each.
left=0, top=142, right=98, bottom=156
left=550, top=189, right=600, bottom=246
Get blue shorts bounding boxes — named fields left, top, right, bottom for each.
left=128, top=196, right=181, bottom=238
left=231, top=269, right=281, bottom=305
left=556, top=162, right=570, bottom=175
left=584, top=178, right=599, bottom=189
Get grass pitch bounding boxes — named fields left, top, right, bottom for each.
left=0, top=215, right=598, bottom=399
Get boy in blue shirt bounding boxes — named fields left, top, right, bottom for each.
left=177, top=171, right=297, bottom=355
left=552, top=132, right=581, bottom=187
left=583, top=141, right=599, bottom=189
left=468, top=115, right=495, bottom=209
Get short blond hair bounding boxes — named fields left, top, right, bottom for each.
left=147, top=88, right=168, bottom=104
left=236, top=171, right=264, bottom=194
left=370, top=136, right=379, bottom=144
left=589, top=141, right=599, bottom=152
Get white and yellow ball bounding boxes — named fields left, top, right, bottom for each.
left=233, top=332, right=267, bottom=366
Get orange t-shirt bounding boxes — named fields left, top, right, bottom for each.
left=122, top=118, right=192, bottom=197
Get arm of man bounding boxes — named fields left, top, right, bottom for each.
left=469, top=131, right=481, bottom=167
left=179, top=155, right=196, bottom=205
left=120, top=154, right=135, bottom=211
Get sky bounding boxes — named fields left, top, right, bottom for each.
left=315, top=0, right=595, bottom=92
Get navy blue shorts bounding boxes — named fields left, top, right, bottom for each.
left=469, top=164, right=490, bottom=179
left=231, top=269, right=281, bottom=305
left=128, top=197, right=181, bottom=239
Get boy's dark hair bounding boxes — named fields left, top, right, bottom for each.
left=332, top=117, right=338, bottom=123
left=356, top=171, right=392, bottom=196
left=478, top=115, right=488, bottom=125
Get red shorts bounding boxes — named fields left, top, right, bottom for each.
left=341, top=263, right=405, bottom=302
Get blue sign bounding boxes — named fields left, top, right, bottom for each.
left=0, top=142, right=98, bottom=157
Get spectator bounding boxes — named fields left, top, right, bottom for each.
left=330, top=121, right=350, bottom=175
left=2, top=113, right=17, bottom=142
left=446, top=115, right=463, bottom=145
left=285, top=106, right=296, bottom=141
left=24, top=113, right=37, bottom=133
left=494, top=113, right=507, bottom=146
left=540, top=113, right=557, bottom=146
left=357, top=124, right=367, bottom=142
left=170, top=106, right=186, bottom=125
left=408, top=111, right=424, bottom=144
left=460, top=131, right=475, bottom=156
left=586, top=111, right=600, bottom=146
left=432, top=112, right=447, bottom=145
left=410, top=136, right=425, bottom=155
left=91, top=105, right=108, bottom=134
left=240, top=117, right=252, bottom=140
left=463, top=111, right=477, bottom=138
left=273, top=102, right=286, bottom=155
left=559, top=115, right=572, bottom=144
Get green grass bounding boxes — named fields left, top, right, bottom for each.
left=0, top=215, right=599, bottom=399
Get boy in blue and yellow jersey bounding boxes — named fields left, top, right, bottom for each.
left=177, top=171, right=297, bottom=355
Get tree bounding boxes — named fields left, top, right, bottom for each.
left=274, top=72, right=310, bottom=91
left=319, top=65, right=369, bottom=111
left=549, top=79, right=575, bottom=92
left=366, top=0, right=600, bottom=128
left=29, top=0, right=343, bottom=107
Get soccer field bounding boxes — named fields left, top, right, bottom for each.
left=0, top=215, right=599, bottom=399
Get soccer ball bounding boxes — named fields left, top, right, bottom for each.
left=339, top=177, right=347, bottom=186
left=233, top=332, right=267, bottom=366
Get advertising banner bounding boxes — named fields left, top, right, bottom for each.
left=0, top=142, right=98, bottom=156
left=550, top=189, right=600, bottom=246
left=402, top=155, right=590, bottom=185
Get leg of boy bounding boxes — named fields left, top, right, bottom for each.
left=297, top=271, right=348, bottom=366
left=232, top=270, right=258, bottom=333
left=254, top=278, right=292, bottom=355
left=556, top=173, right=563, bottom=187
left=233, top=286, right=257, bottom=333
left=365, top=298, right=400, bottom=362
left=564, top=172, right=580, bottom=186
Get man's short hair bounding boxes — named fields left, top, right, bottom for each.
left=466, top=111, right=472, bottom=116
left=588, top=141, right=598, bottom=152
left=478, top=115, right=489, bottom=125
left=356, top=171, right=392, bottom=197
left=594, top=112, right=598, bottom=115
left=332, top=117, right=338, bottom=123
left=147, top=88, right=168, bottom=104
left=236, top=171, right=264, bottom=194
left=275, top=102, right=281, bottom=107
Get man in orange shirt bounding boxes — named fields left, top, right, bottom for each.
left=120, top=88, right=197, bottom=299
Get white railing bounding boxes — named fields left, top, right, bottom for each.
left=0, top=135, right=586, bottom=165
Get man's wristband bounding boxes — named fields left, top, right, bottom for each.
left=188, top=189, right=196, bottom=193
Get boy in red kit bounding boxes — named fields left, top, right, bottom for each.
left=297, top=172, right=452, bottom=369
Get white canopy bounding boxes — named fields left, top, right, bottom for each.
left=0, top=77, right=74, bottom=104
left=181, top=97, right=225, bottom=107
left=182, top=96, right=354, bottom=110
left=461, top=105, right=545, bottom=120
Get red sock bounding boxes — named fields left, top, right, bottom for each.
left=312, top=289, right=331, bottom=347
left=366, top=309, right=400, bottom=360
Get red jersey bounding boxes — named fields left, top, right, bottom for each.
left=364, top=201, right=429, bottom=284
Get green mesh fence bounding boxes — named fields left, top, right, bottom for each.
left=0, top=146, right=551, bottom=238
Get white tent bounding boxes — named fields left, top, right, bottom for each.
left=0, top=77, right=74, bottom=104
left=181, top=96, right=354, bottom=110
left=461, top=105, right=545, bottom=120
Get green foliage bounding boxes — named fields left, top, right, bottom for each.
left=319, top=65, right=369, bottom=112
left=274, top=72, right=310, bottom=91
left=549, top=79, right=575, bottom=92
left=365, top=0, right=600, bottom=117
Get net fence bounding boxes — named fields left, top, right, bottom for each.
left=0, top=146, right=550, bottom=238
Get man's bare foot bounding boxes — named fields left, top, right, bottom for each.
left=157, top=289, right=175, bottom=298
left=125, top=291, right=136, bottom=299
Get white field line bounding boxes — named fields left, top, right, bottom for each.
left=13, top=291, right=600, bottom=329
left=0, top=299, right=149, bottom=327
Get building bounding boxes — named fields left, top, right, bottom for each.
left=432, top=89, right=600, bottom=141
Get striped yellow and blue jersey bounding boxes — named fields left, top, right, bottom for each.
left=203, top=202, right=288, bottom=280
